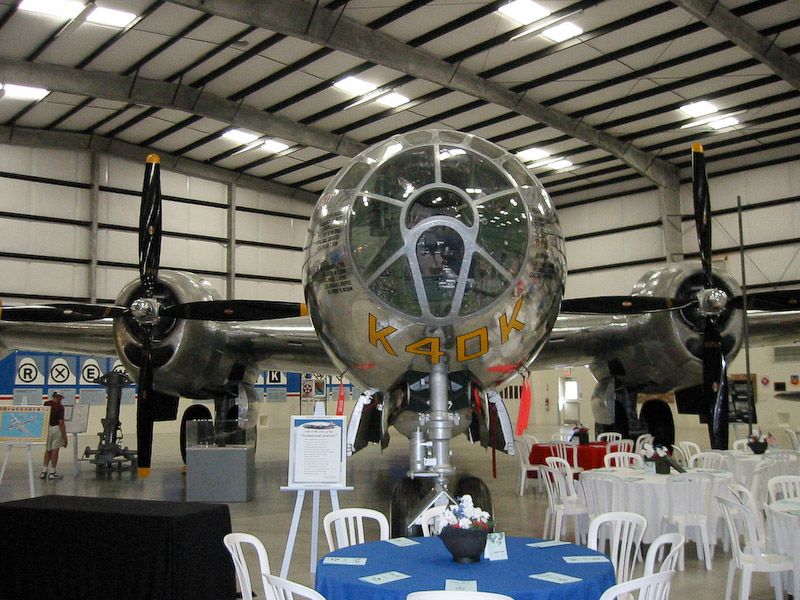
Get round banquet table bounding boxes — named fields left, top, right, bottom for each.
left=315, top=536, right=615, bottom=600
left=766, top=500, right=800, bottom=599
left=591, top=466, right=734, bottom=543
left=722, top=449, right=772, bottom=483
left=530, top=442, right=609, bottom=471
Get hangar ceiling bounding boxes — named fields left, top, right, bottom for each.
left=0, top=0, right=798, bottom=207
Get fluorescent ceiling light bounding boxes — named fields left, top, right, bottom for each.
left=19, top=0, right=83, bottom=19
left=708, top=116, right=739, bottom=129
left=222, top=129, right=259, bottom=144
left=680, top=101, right=717, bottom=118
left=527, top=157, right=559, bottom=169
left=541, top=22, right=582, bottom=43
left=680, top=109, right=746, bottom=129
left=1, top=84, right=49, bottom=100
left=87, top=7, right=135, bottom=27
left=333, top=76, right=377, bottom=96
left=548, top=159, right=573, bottom=170
left=498, top=0, right=550, bottom=25
left=261, top=139, right=289, bottom=153
left=375, top=92, right=409, bottom=108
left=517, top=147, right=550, bottom=162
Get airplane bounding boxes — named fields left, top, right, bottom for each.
left=5, top=413, right=37, bottom=436
left=0, top=130, right=799, bottom=536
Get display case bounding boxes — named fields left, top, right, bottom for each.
left=186, top=420, right=256, bottom=502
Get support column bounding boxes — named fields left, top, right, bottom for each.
left=227, top=182, right=237, bottom=299
left=659, top=179, right=683, bottom=262
left=88, top=152, right=100, bottom=302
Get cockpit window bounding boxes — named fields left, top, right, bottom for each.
left=415, top=226, right=464, bottom=317
left=475, top=193, right=527, bottom=278
left=406, top=189, right=473, bottom=229
left=350, top=197, right=403, bottom=280
left=363, top=146, right=435, bottom=199
left=440, top=146, right=510, bottom=197
left=369, top=255, right=421, bottom=317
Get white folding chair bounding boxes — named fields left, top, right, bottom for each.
left=551, top=432, right=573, bottom=441
left=552, top=441, right=583, bottom=475
left=670, top=445, right=688, bottom=469
left=539, top=465, right=588, bottom=544
left=587, top=511, right=647, bottom=584
left=678, top=440, right=701, bottom=461
left=419, top=505, right=447, bottom=537
left=634, top=434, right=654, bottom=455
left=263, top=573, right=327, bottom=600
left=768, top=451, right=800, bottom=477
left=580, top=471, right=623, bottom=521
left=406, top=591, right=515, bottom=600
left=223, top=533, right=274, bottom=600
left=323, top=507, right=390, bottom=551
left=597, top=571, right=675, bottom=600
left=643, top=532, right=685, bottom=576
left=689, top=451, right=725, bottom=470
left=608, top=439, right=634, bottom=453
left=513, top=437, right=539, bottom=496
left=784, top=428, right=799, bottom=450
left=661, top=472, right=714, bottom=570
left=732, top=438, right=750, bottom=452
left=728, top=483, right=766, bottom=552
left=598, top=432, right=622, bottom=442
left=767, top=474, right=800, bottom=503
left=604, top=451, right=643, bottom=468
left=716, top=496, right=792, bottom=600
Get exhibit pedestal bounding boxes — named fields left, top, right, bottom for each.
left=186, top=445, right=255, bottom=502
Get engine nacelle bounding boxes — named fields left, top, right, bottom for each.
left=113, top=271, right=245, bottom=399
left=589, top=262, right=744, bottom=393
left=303, top=130, right=567, bottom=394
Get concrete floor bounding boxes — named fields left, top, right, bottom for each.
left=0, top=426, right=782, bottom=599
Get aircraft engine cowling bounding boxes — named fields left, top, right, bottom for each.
left=113, top=270, right=243, bottom=399
left=590, top=262, right=744, bottom=393
left=303, top=129, right=567, bottom=394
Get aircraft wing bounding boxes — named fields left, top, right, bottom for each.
left=0, top=319, right=117, bottom=360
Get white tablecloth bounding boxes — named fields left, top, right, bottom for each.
left=723, top=450, right=771, bottom=483
left=766, top=501, right=800, bottom=598
left=588, top=467, right=734, bottom=543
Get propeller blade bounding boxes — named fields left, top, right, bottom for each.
left=160, top=300, right=309, bottom=321
left=692, top=142, right=713, bottom=288
left=139, top=154, right=162, bottom=297
left=135, top=335, right=155, bottom=478
left=701, top=317, right=729, bottom=449
left=559, top=296, right=695, bottom=314
left=729, top=290, right=800, bottom=311
left=0, top=303, right=126, bottom=322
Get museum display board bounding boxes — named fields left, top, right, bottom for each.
left=0, top=495, right=235, bottom=600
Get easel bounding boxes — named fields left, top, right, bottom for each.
left=279, top=485, right=353, bottom=578
left=0, top=443, right=39, bottom=497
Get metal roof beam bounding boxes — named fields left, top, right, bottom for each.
left=0, top=58, right=366, bottom=160
left=0, top=125, right=319, bottom=204
left=672, top=0, right=800, bottom=91
left=166, top=0, right=679, bottom=190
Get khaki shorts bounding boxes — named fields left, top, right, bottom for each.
left=46, top=425, right=65, bottom=451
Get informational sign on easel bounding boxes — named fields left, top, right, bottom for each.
left=281, top=415, right=351, bottom=578
left=0, top=406, right=51, bottom=497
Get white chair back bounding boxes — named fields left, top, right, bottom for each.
left=323, top=507, right=390, bottom=551
left=587, top=511, right=647, bottom=584
left=643, top=532, right=685, bottom=575
left=728, top=483, right=766, bottom=544
left=223, top=532, right=274, bottom=600
left=746, top=457, right=774, bottom=507
left=551, top=433, right=573, bottom=441
left=664, top=472, right=714, bottom=570
left=406, top=591, right=515, bottom=600
left=513, top=438, right=538, bottom=496
left=598, top=432, right=622, bottom=442
left=784, top=429, right=799, bottom=450
left=603, top=451, right=643, bottom=468
left=608, top=439, right=633, bottom=453
left=419, top=505, right=447, bottom=537
left=769, top=451, right=800, bottom=476
left=767, top=474, right=800, bottom=503
left=688, top=451, right=725, bottom=469
left=538, top=465, right=588, bottom=543
left=678, top=440, right=701, bottom=459
left=732, top=438, right=750, bottom=451
left=263, top=574, right=326, bottom=600
left=670, top=445, right=688, bottom=468
left=634, top=433, right=654, bottom=455
left=597, top=571, right=675, bottom=600
left=580, top=471, right=623, bottom=518
left=553, top=441, right=580, bottom=469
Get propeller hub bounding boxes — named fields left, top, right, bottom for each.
left=130, top=297, right=161, bottom=325
left=696, top=288, right=728, bottom=316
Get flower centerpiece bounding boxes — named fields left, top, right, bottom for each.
left=640, top=442, right=672, bottom=474
left=436, top=495, right=494, bottom=563
left=571, top=424, right=590, bottom=445
left=746, top=430, right=771, bottom=454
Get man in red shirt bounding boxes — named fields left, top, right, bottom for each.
left=42, top=391, right=67, bottom=480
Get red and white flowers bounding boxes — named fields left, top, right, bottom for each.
left=438, top=495, right=493, bottom=530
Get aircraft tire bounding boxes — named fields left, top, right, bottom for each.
left=453, top=476, right=493, bottom=530
left=179, top=404, right=213, bottom=464
left=390, top=477, right=426, bottom=538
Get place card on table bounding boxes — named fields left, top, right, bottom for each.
left=529, top=572, right=582, bottom=584
left=484, top=532, right=508, bottom=561
left=563, top=555, right=610, bottom=564
left=322, top=556, right=367, bottom=566
left=527, top=540, right=569, bottom=548
left=445, top=580, right=478, bottom=591
left=359, top=571, right=411, bottom=585
left=385, top=537, right=419, bottom=547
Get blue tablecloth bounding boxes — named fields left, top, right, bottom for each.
left=315, top=536, right=615, bottom=600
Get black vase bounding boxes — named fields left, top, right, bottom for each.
left=438, top=526, right=489, bottom=563
left=655, top=457, right=671, bottom=474
left=748, top=440, right=768, bottom=454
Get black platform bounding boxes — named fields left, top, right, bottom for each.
left=0, top=494, right=236, bottom=600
